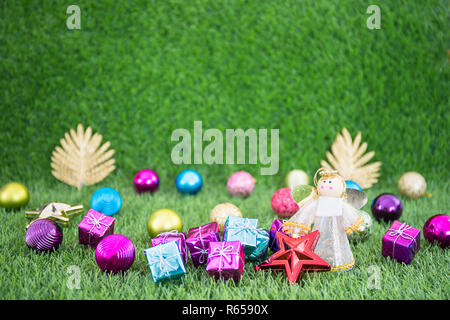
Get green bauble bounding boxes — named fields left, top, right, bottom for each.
left=349, top=210, right=372, bottom=242
left=0, top=182, right=30, bottom=209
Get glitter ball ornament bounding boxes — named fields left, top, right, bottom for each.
left=90, top=187, right=122, bottom=216
left=95, top=234, right=135, bottom=273
left=0, top=182, right=30, bottom=209
left=423, top=214, right=450, bottom=248
left=25, top=219, right=63, bottom=253
left=147, top=208, right=183, bottom=238
left=345, top=180, right=363, bottom=191
left=134, top=169, right=159, bottom=194
left=209, top=203, right=242, bottom=232
left=227, top=171, right=255, bottom=197
left=271, top=188, right=299, bottom=218
left=175, top=169, right=203, bottom=195
left=398, top=172, right=428, bottom=199
left=371, top=193, right=403, bottom=222
left=285, top=170, right=309, bottom=189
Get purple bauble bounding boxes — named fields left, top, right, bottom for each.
left=423, top=214, right=450, bottom=248
left=95, top=234, right=135, bottom=274
left=25, top=219, right=63, bottom=253
left=134, top=169, right=159, bottom=194
left=371, top=193, right=403, bottom=221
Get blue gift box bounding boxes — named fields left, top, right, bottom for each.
left=223, top=216, right=258, bottom=257
left=144, top=241, right=186, bottom=282
left=247, top=228, right=270, bottom=261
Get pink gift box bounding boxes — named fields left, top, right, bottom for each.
left=206, top=241, right=245, bottom=282
left=382, top=220, right=420, bottom=265
left=151, top=231, right=188, bottom=263
left=186, top=222, right=220, bottom=267
left=78, top=209, right=115, bottom=248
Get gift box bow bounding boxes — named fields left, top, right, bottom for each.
left=146, top=244, right=182, bottom=280
left=189, top=224, right=215, bottom=264
left=85, top=211, right=111, bottom=234
left=227, top=218, right=258, bottom=245
left=386, top=222, right=419, bottom=257
left=209, top=243, right=243, bottom=274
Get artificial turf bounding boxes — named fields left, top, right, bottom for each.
left=0, top=0, right=448, bottom=299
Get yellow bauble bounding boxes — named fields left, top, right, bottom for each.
left=0, top=182, right=30, bottom=209
left=209, top=203, right=242, bottom=232
left=398, top=172, right=427, bottom=199
left=147, top=208, right=183, bottom=238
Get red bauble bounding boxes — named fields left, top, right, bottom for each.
left=255, top=231, right=330, bottom=283
left=271, top=188, right=299, bottom=218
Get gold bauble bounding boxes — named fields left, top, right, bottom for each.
left=209, top=203, right=242, bottom=232
left=398, top=172, right=427, bottom=199
left=0, top=182, right=30, bottom=209
left=147, top=208, right=183, bottom=238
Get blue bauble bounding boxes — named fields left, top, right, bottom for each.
left=90, top=187, right=122, bottom=216
left=345, top=180, right=363, bottom=191
left=175, top=169, right=203, bottom=195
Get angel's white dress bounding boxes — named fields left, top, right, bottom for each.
left=283, top=196, right=363, bottom=271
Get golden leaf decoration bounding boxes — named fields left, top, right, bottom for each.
left=320, top=128, right=381, bottom=189
left=51, top=124, right=116, bottom=190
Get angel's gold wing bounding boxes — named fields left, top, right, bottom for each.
left=51, top=124, right=115, bottom=189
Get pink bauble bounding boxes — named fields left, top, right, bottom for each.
left=271, top=188, right=299, bottom=218
left=423, top=214, right=450, bottom=248
left=227, top=171, right=255, bottom=197
left=95, top=234, right=135, bottom=273
left=134, top=169, right=159, bottom=194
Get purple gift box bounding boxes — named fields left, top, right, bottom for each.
left=269, top=218, right=288, bottom=252
left=78, top=209, right=115, bottom=248
left=382, top=220, right=420, bottom=265
left=186, top=222, right=220, bottom=267
left=151, top=231, right=188, bottom=263
left=206, top=241, right=245, bottom=282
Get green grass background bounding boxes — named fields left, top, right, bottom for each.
left=0, top=0, right=449, bottom=299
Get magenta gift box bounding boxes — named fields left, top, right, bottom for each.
left=206, top=241, right=245, bottom=282
left=382, top=220, right=420, bottom=265
left=186, top=222, right=220, bottom=267
left=78, top=209, right=115, bottom=248
left=151, top=231, right=188, bottom=263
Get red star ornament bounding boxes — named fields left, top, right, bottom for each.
left=254, top=230, right=330, bottom=283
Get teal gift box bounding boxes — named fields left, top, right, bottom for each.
left=223, top=216, right=259, bottom=257
left=247, top=228, right=270, bottom=261
left=144, top=241, right=186, bottom=282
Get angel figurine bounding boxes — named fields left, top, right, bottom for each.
left=282, top=168, right=368, bottom=272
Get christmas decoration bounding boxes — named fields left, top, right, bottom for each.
left=51, top=124, right=115, bottom=190
left=348, top=210, right=372, bottom=242
left=423, top=214, right=450, bottom=248
left=271, top=188, right=299, bottom=218
left=269, top=218, right=288, bottom=252
left=25, top=202, right=83, bottom=228
left=151, top=230, right=188, bottom=263
left=247, top=229, right=270, bottom=261
left=345, top=180, right=363, bottom=191
left=382, top=221, right=420, bottom=265
left=90, top=187, right=122, bottom=216
left=291, top=185, right=315, bottom=203
left=227, top=171, right=255, bottom=197
left=25, top=219, right=63, bottom=253
left=0, top=182, right=30, bottom=209
left=147, top=208, right=183, bottom=238
left=398, top=172, right=430, bottom=199
left=371, top=193, right=403, bottom=222
left=176, top=169, right=203, bottom=195
left=255, top=231, right=330, bottom=283
left=209, top=203, right=242, bottom=232
left=95, top=234, right=135, bottom=274
left=206, top=241, right=245, bottom=282
left=282, top=168, right=365, bottom=271
left=78, top=209, right=115, bottom=248
left=321, top=128, right=381, bottom=189
left=223, top=216, right=258, bottom=257
left=144, top=241, right=186, bottom=282
left=285, top=170, right=309, bottom=189
left=134, top=169, right=159, bottom=194
left=186, top=222, right=220, bottom=267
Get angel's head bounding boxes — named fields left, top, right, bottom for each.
left=314, top=169, right=346, bottom=198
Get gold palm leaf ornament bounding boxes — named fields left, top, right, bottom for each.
left=320, top=128, right=381, bottom=189
left=51, top=124, right=116, bottom=189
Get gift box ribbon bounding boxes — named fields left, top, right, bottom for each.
left=387, top=223, right=418, bottom=258
left=190, top=225, right=209, bottom=264
left=86, top=212, right=111, bottom=244
left=147, top=245, right=180, bottom=280
left=229, top=219, right=257, bottom=245
left=209, top=243, right=244, bottom=276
